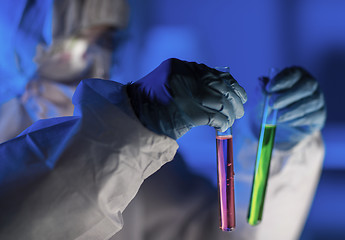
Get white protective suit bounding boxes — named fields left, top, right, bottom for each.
left=0, top=78, right=324, bottom=240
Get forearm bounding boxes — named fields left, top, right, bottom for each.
left=251, top=132, right=324, bottom=240
left=0, top=79, right=178, bottom=240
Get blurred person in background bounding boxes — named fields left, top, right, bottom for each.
left=0, top=0, right=129, bottom=143
left=0, top=1, right=326, bottom=240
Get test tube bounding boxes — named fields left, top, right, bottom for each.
left=247, top=68, right=278, bottom=226
left=215, top=67, right=236, bottom=231
left=216, top=128, right=236, bottom=231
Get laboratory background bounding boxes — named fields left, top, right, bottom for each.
left=116, top=1, right=345, bottom=238
left=1, top=0, right=345, bottom=239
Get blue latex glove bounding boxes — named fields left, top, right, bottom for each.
left=127, top=58, right=247, bottom=139
left=266, top=67, right=326, bottom=149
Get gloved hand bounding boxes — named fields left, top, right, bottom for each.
left=266, top=67, right=326, bottom=149
left=127, top=58, right=247, bottom=139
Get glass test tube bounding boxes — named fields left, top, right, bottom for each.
left=216, top=128, right=236, bottom=231
left=215, top=67, right=236, bottom=231
left=247, top=69, right=278, bottom=226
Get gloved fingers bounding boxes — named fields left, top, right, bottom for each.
left=282, top=107, right=326, bottom=128
left=277, top=91, right=325, bottom=122
left=198, top=88, right=223, bottom=110
left=207, top=110, right=234, bottom=132
left=269, top=75, right=318, bottom=109
left=229, top=81, right=248, bottom=104
left=189, top=62, right=248, bottom=105
left=187, top=103, right=234, bottom=131
left=224, top=90, right=245, bottom=118
left=208, top=78, right=247, bottom=104
left=200, top=87, right=244, bottom=119
left=206, top=75, right=234, bottom=94
left=266, top=67, right=303, bottom=92
left=207, top=72, right=248, bottom=104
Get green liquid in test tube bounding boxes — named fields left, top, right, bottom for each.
left=247, top=68, right=278, bottom=226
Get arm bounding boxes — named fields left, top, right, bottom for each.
left=0, top=79, right=178, bottom=240
left=146, top=132, right=324, bottom=240
left=252, top=132, right=324, bottom=240
left=148, top=66, right=326, bottom=240
left=1, top=58, right=247, bottom=240
left=233, top=66, right=326, bottom=239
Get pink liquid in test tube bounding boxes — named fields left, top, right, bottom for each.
left=216, top=134, right=236, bottom=231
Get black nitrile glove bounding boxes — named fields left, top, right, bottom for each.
left=127, top=58, right=247, bottom=139
left=267, top=67, right=326, bottom=149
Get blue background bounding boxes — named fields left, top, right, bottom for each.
left=115, top=1, right=345, bottom=239
left=1, top=0, right=344, bottom=239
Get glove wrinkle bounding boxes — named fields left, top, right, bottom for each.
left=261, top=66, right=326, bottom=150
left=126, top=58, right=246, bottom=139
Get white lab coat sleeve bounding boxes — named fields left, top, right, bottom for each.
left=0, top=79, right=178, bottom=240
left=219, top=131, right=325, bottom=240
left=109, top=126, right=324, bottom=239
left=249, top=131, right=325, bottom=240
